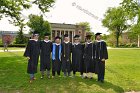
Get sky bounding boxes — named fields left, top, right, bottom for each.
left=0, top=0, right=122, bottom=34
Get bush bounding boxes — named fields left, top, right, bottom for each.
left=130, top=43, right=137, bottom=47
left=118, top=43, right=138, bottom=48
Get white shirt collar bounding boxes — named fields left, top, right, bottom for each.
left=44, top=40, right=50, bottom=43
left=86, top=42, right=92, bottom=44
left=96, top=40, right=104, bottom=42
left=64, top=41, right=69, bottom=44
left=55, top=43, right=60, bottom=46
left=73, top=43, right=79, bottom=45
left=30, top=39, right=38, bottom=42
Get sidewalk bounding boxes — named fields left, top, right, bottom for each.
left=107, top=47, right=140, bottom=49
left=0, top=49, right=25, bottom=52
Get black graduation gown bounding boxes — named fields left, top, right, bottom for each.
left=40, top=40, right=52, bottom=71
left=94, top=41, right=108, bottom=74
left=83, top=42, right=96, bottom=73
left=24, top=40, right=40, bottom=74
left=72, top=43, right=84, bottom=72
left=61, top=42, right=72, bottom=72
left=52, top=44, right=61, bottom=72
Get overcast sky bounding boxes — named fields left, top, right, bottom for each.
left=0, top=0, right=122, bottom=34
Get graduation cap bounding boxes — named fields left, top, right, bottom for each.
left=64, top=34, right=68, bottom=37
left=44, top=32, right=50, bottom=36
left=95, top=32, right=102, bottom=36
left=86, top=35, right=92, bottom=39
left=32, top=31, right=39, bottom=36
left=55, top=36, right=61, bottom=40
left=95, top=32, right=102, bottom=39
left=74, top=35, right=80, bottom=38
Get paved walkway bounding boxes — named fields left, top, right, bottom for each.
left=107, top=47, right=140, bottom=49
left=0, top=49, right=25, bottom=52
left=125, top=91, right=140, bottom=93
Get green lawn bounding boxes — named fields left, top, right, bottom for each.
left=0, top=49, right=140, bottom=93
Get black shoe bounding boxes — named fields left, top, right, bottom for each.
left=90, top=77, right=93, bottom=79
left=84, top=76, right=88, bottom=79
left=100, top=80, right=104, bottom=83
left=97, top=79, right=101, bottom=82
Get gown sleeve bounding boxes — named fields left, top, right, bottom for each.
left=24, top=41, right=31, bottom=57
left=103, top=42, right=108, bottom=59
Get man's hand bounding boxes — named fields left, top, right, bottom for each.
left=101, top=59, right=105, bottom=62
left=27, top=57, right=30, bottom=60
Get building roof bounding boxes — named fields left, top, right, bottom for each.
left=50, top=23, right=76, bottom=29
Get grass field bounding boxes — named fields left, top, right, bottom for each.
left=0, top=49, right=140, bottom=93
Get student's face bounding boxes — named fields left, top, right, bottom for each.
left=33, top=35, right=39, bottom=40
left=55, top=39, right=60, bottom=44
left=64, top=37, right=69, bottom=42
left=74, top=38, right=79, bottom=43
left=86, top=39, right=91, bottom=43
left=96, top=35, right=101, bottom=40
left=44, top=36, right=49, bottom=40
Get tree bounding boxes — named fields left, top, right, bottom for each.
left=0, top=0, right=30, bottom=25
left=106, top=33, right=117, bottom=47
left=128, top=31, right=138, bottom=43
left=27, top=14, right=51, bottom=39
left=15, top=23, right=26, bottom=44
left=33, top=0, right=55, bottom=13
left=121, top=0, right=140, bottom=34
left=102, top=34, right=109, bottom=41
left=121, top=0, right=140, bottom=47
left=121, top=0, right=139, bottom=20
left=76, top=22, right=91, bottom=32
left=0, top=0, right=55, bottom=26
left=102, top=7, right=128, bottom=47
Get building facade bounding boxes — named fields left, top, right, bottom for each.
left=0, top=23, right=86, bottom=43
left=50, top=23, right=86, bottom=42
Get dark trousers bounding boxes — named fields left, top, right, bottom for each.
left=98, top=61, right=105, bottom=81
left=64, top=71, right=71, bottom=76
left=52, top=71, right=60, bottom=76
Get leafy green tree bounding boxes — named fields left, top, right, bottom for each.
left=121, top=0, right=139, bottom=20
left=76, top=22, right=91, bottom=32
left=121, top=0, right=140, bottom=34
left=102, top=7, right=128, bottom=47
left=106, top=33, right=117, bottom=47
left=0, top=0, right=30, bottom=24
left=0, top=0, right=55, bottom=26
left=15, top=23, right=26, bottom=44
left=121, top=0, right=140, bottom=47
left=27, top=14, right=51, bottom=39
left=33, top=0, right=55, bottom=13
left=102, top=34, right=109, bottom=41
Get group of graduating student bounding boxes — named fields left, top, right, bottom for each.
left=24, top=31, right=108, bottom=83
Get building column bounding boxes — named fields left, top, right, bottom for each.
left=64, top=31, right=65, bottom=35
left=74, top=31, right=75, bottom=37
left=72, top=31, right=74, bottom=43
left=51, top=30, right=52, bottom=41
left=55, top=30, right=57, bottom=37
left=68, top=31, right=70, bottom=37
left=60, top=30, right=61, bottom=37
